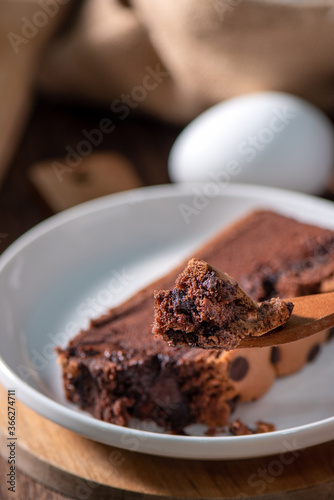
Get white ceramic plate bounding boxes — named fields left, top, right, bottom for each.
left=1, top=183, right=334, bottom=460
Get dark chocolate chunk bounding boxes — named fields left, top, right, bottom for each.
left=228, top=357, right=249, bottom=381
left=307, top=344, right=320, bottom=362
left=170, top=289, right=196, bottom=315
left=81, top=347, right=101, bottom=357
left=202, top=271, right=237, bottom=301
left=202, top=272, right=220, bottom=291
left=261, top=275, right=278, bottom=300
left=270, top=346, right=281, bottom=365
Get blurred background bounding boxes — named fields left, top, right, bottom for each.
left=2, top=0, right=334, bottom=253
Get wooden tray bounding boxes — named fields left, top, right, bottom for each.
left=1, top=385, right=334, bottom=499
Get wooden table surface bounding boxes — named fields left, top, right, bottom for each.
left=1, top=92, right=334, bottom=500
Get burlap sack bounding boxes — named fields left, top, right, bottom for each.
left=1, top=0, right=334, bottom=183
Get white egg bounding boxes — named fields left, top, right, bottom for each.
left=169, top=92, right=334, bottom=195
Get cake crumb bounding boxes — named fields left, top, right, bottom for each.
left=229, top=418, right=276, bottom=435
left=229, top=419, right=253, bottom=435
left=255, top=420, right=276, bottom=433
left=205, top=426, right=217, bottom=437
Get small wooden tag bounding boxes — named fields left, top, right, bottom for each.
left=29, top=152, right=143, bottom=212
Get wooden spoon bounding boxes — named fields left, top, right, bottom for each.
left=238, top=291, right=334, bottom=348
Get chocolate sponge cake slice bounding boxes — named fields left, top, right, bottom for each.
left=153, top=258, right=293, bottom=350
left=57, top=210, right=334, bottom=432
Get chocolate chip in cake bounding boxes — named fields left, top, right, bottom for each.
left=170, top=289, right=196, bottom=314
left=270, top=346, right=281, bottom=365
left=261, top=276, right=277, bottom=300
left=202, top=271, right=237, bottom=301
left=81, top=347, right=101, bottom=357
left=228, top=357, right=249, bottom=381
left=307, top=344, right=321, bottom=362
left=202, top=272, right=220, bottom=291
